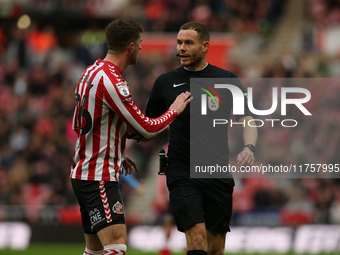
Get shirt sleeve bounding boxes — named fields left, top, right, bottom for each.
left=145, top=75, right=168, bottom=118
left=230, top=73, right=253, bottom=121
left=102, top=73, right=177, bottom=140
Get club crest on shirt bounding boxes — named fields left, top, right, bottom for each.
left=208, top=96, right=219, bottom=111
left=112, top=201, right=124, bottom=214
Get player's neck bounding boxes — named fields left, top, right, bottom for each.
left=103, top=52, right=128, bottom=73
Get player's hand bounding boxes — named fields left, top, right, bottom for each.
left=169, top=91, right=193, bottom=115
left=122, top=156, right=138, bottom=175
left=236, top=147, right=254, bottom=167
left=126, top=126, right=139, bottom=140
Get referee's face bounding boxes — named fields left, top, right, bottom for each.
left=177, top=29, right=208, bottom=70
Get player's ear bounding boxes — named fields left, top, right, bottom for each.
left=202, top=41, right=209, bottom=53
left=127, top=42, right=134, bottom=53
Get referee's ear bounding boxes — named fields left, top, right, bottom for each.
left=202, top=41, right=209, bottom=53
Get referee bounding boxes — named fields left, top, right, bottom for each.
left=146, top=22, right=258, bottom=255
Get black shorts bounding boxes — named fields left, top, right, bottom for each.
left=71, top=179, right=125, bottom=234
left=168, top=178, right=234, bottom=234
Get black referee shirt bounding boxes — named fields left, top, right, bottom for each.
left=146, top=64, right=252, bottom=183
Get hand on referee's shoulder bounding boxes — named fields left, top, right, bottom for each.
left=236, top=147, right=255, bottom=167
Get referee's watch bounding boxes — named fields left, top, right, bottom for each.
left=244, top=144, right=255, bottom=154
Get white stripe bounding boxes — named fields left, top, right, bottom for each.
left=81, top=70, right=98, bottom=179
left=94, top=100, right=108, bottom=178
left=102, top=72, right=172, bottom=140
left=116, top=121, right=127, bottom=179
left=72, top=63, right=103, bottom=180
left=110, top=115, right=119, bottom=180
left=71, top=62, right=174, bottom=181
left=71, top=107, right=77, bottom=131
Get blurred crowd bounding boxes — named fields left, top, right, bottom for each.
left=124, top=0, right=286, bottom=34
left=3, top=0, right=285, bottom=34
left=307, top=0, right=340, bottom=27
left=0, top=0, right=340, bottom=227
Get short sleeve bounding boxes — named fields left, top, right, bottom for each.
left=230, top=73, right=253, bottom=121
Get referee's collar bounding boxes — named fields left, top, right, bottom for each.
left=184, top=63, right=208, bottom=72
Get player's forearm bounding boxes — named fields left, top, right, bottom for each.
left=240, top=116, right=258, bottom=146
left=123, top=101, right=177, bottom=140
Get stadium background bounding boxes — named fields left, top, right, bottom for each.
left=0, top=0, right=340, bottom=254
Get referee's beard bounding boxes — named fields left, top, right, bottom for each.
left=180, top=53, right=205, bottom=70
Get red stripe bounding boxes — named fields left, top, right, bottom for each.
left=103, top=250, right=125, bottom=255
left=71, top=150, right=76, bottom=173
left=78, top=66, right=102, bottom=179
left=124, top=101, right=177, bottom=134
left=73, top=71, right=87, bottom=136
left=77, top=65, right=97, bottom=134
left=102, top=111, right=115, bottom=181
left=99, top=181, right=112, bottom=223
left=104, top=89, right=124, bottom=120
left=73, top=60, right=177, bottom=181
left=103, top=250, right=119, bottom=255
left=88, top=77, right=105, bottom=180
left=73, top=102, right=80, bottom=135
left=74, top=64, right=98, bottom=179
left=104, top=87, right=176, bottom=136
left=121, top=132, right=126, bottom=158
left=118, top=131, right=127, bottom=180
left=103, top=88, right=124, bottom=182
left=75, top=65, right=97, bottom=179
left=113, top=118, right=123, bottom=179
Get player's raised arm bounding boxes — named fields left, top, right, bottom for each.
left=125, top=92, right=192, bottom=141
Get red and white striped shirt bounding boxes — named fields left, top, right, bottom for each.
left=70, top=59, right=177, bottom=181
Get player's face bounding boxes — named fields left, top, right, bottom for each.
left=177, top=29, right=208, bottom=70
left=130, top=34, right=142, bottom=65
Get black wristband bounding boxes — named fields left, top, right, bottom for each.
left=244, top=144, right=255, bottom=154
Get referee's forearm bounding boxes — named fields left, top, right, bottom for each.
left=241, top=116, right=258, bottom=146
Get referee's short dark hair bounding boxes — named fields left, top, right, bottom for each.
left=180, top=21, right=210, bottom=42
left=105, top=18, right=143, bottom=53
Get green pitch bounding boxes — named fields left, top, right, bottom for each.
left=0, top=244, right=176, bottom=255
left=0, top=244, right=165, bottom=255
left=0, top=243, right=338, bottom=255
